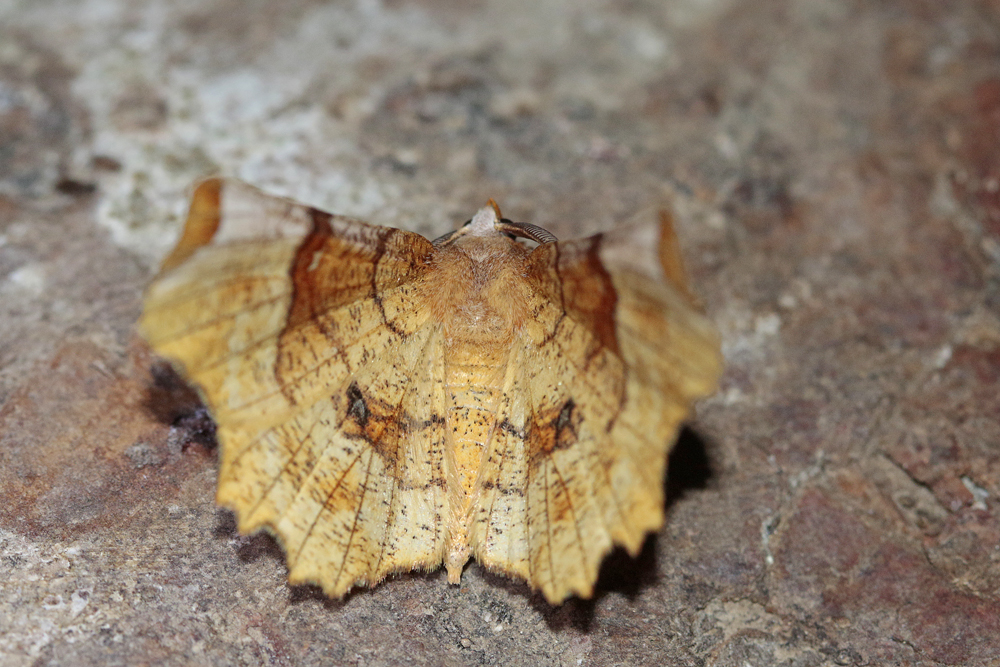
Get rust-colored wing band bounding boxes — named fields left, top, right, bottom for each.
left=526, top=236, right=621, bottom=360
left=160, top=179, right=224, bottom=272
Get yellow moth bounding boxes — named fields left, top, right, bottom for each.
left=139, top=179, right=721, bottom=603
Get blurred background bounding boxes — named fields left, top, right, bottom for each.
left=1, top=1, right=998, bottom=665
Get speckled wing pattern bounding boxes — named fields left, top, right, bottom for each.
left=467, top=221, right=721, bottom=602
left=139, top=178, right=721, bottom=604
left=141, top=179, right=450, bottom=594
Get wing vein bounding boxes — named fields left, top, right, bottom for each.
left=147, top=273, right=287, bottom=312
left=145, top=294, right=287, bottom=346
left=479, top=345, right=521, bottom=559
left=543, top=459, right=555, bottom=595
left=289, top=449, right=365, bottom=566
left=187, top=281, right=416, bottom=375
left=332, top=448, right=377, bottom=592
left=547, top=455, right=589, bottom=577
left=240, top=406, right=330, bottom=520
left=371, top=324, right=443, bottom=577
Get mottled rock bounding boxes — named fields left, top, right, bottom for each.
left=1, top=0, right=998, bottom=665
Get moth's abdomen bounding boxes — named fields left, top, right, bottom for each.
left=440, top=340, right=510, bottom=582
left=443, top=345, right=508, bottom=501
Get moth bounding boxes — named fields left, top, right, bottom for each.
left=139, top=178, right=722, bottom=603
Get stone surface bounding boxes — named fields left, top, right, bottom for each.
left=1, top=0, right=998, bottom=665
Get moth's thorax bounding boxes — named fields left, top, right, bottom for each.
left=423, top=234, right=534, bottom=347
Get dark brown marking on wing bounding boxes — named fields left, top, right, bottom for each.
left=338, top=381, right=400, bottom=466
left=527, top=235, right=621, bottom=359
left=560, top=235, right=620, bottom=359
left=370, top=230, right=406, bottom=338
left=285, top=208, right=337, bottom=332
left=406, top=412, right=446, bottom=431
left=498, top=418, right=526, bottom=440
left=337, top=381, right=447, bottom=472
left=555, top=398, right=575, bottom=433
left=276, top=208, right=394, bottom=402
left=275, top=208, right=337, bottom=402
left=480, top=478, right=526, bottom=497
left=283, top=207, right=422, bottom=340
left=395, top=476, right=448, bottom=491
left=527, top=397, right=581, bottom=468
left=346, top=381, right=370, bottom=427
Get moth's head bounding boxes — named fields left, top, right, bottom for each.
left=432, top=199, right=557, bottom=247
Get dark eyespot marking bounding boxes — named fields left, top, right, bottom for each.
left=556, top=399, right=575, bottom=433
left=346, top=382, right=369, bottom=427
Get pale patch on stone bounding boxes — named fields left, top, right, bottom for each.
left=7, top=263, right=47, bottom=294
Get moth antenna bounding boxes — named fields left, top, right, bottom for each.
left=431, top=230, right=457, bottom=246
left=496, top=220, right=558, bottom=244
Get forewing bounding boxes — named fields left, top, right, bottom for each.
left=468, top=212, right=722, bottom=603
left=139, top=178, right=450, bottom=595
